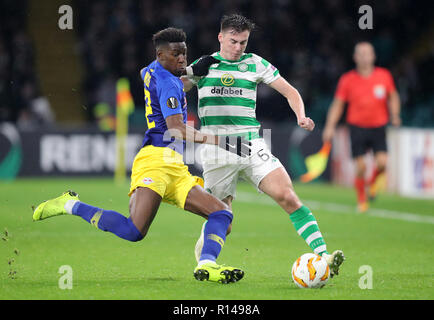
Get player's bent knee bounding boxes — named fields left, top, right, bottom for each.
left=276, top=190, right=302, bottom=212
left=132, top=225, right=146, bottom=242
left=206, top=197, right=231, bottom=215
left=132, top=226, right=150, bottom=242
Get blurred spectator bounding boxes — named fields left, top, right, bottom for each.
left=16, top=81, right=55, bottom=130
left=0, top=0, right=53, bottom=128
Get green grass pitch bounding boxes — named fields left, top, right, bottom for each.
left=0, top=178, right=433, bottom=300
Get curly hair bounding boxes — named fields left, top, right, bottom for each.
left=152, top=27, right=186, bottom=48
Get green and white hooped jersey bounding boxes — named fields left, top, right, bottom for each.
left=189, top=52, right=280, bottom=140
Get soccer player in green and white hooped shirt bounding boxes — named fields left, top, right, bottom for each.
left=182, top=14, right=345, bottom=277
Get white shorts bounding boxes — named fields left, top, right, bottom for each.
left=200, top=138, right=283, bottom=200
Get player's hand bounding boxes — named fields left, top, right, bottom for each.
left=298, top=117, right=315, bottom=131
left=186, top=55, right=219, bottom=77
left=218, top=136, right=252, bottom=157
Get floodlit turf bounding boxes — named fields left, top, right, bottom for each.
left=0, top=178, right=433, bottom=300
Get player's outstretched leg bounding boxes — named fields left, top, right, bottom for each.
left=258, top=168, right=345, bottom=277
left=290, top=206, right=345, bottom=277
left=32, top=190, right=143, bottom=242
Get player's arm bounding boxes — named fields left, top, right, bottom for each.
left=165, top=114, right=251, bottom=157
left=322, top=98, right=346, bottom=142
left=268, top=77, right=314, bottom=131
left=166, top=113, right=217, bottom=145
left=388, top=90, right=401, bottom=127
left=180, top=76, right=194, bottom=92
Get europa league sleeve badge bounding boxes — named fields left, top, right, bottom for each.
left=166, top=97, right=179, bottom=109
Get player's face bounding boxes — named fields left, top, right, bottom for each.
left=353, top=43, right=376, bottom=69
left=218, top=29, right=250, bottom=61
left=158, top=42, right=187, bottom=76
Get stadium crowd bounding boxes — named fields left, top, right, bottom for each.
left=0, top=0, right=55, bottom=128
left=0, top=0, right=433, bottom=128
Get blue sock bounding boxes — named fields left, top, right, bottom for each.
left=72, top=202, right=143, bottom=242
left=199, top=210, right=233, bottom=262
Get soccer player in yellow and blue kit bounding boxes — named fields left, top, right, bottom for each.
left=32, top=27, right=251, bottom=284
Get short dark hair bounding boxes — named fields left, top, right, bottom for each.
left=220, top=14, right=255, bottom=33
left=152, top=27, right=186, bottom=48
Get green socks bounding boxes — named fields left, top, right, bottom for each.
left=290, top=205, right=328, bottom=256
